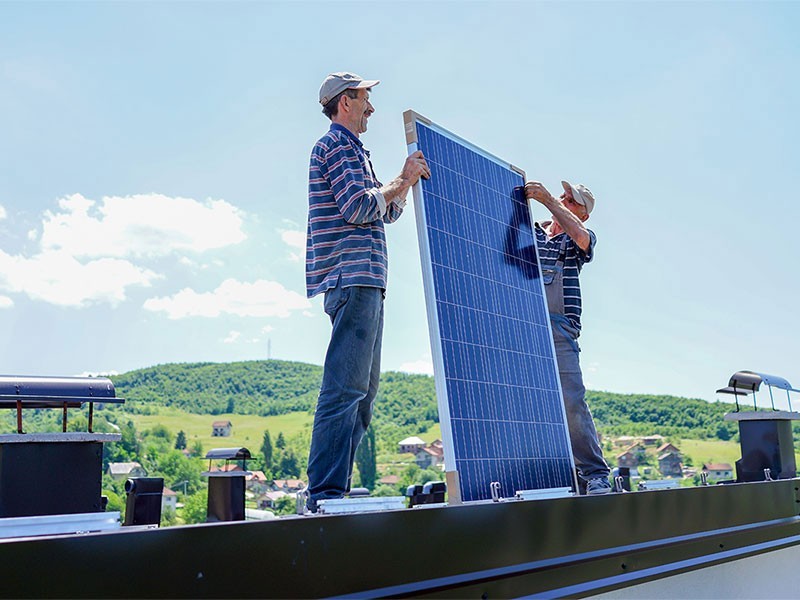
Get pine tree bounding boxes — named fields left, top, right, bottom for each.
left=261, top=430, right=273, bottom=471
left=175, top=430, right=187, bottom=450
left=355, top=427, right=377, bottom=490
left=275, top=431, right=286, bottom=450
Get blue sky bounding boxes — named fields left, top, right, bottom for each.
left=1, top=1, right=798, bottom=404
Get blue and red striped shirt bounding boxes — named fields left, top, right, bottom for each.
left=306, top=123, right=404, bottom=298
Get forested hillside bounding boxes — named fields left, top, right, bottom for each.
left=111, top=359, right=741, bottom=442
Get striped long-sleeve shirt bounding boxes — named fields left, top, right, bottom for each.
left=306, top=123, right=404, bottom=298
left=535, top=221, right=597, bottom=333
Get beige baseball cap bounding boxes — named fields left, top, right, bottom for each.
left=319, top=72, right=380, bottom=106
left=562, top=180, right=596, bottom=215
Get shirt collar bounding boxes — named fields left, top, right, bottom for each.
left=330, top=123, right=364, bottom=148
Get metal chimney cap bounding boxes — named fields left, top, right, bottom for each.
left=721, top=370, right=799, bottom=394
left=204, top=447, right=251, bottom=460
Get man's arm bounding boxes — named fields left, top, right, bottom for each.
left=524, top=182, right=591, bottom=252
left=379, top=150, right=429, bottom=204
left=326, top=145, right=428, bottom=225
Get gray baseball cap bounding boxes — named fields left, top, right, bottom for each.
left=562, top=180, right=596, bottom=215
left=319, top=72, right=380, bottom=106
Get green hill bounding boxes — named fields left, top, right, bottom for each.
left=110, top=359, right=741, bottom=444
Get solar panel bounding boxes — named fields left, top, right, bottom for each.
left=404, top=111, right=577, bottom=503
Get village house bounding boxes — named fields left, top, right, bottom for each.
left=273, top=479, right=306, bottom=493
left=415, top=445, right=444, bottom=469
left=658, top=451, right=683, bottom=477
left=107, top=461, right=147, bottom=481
left=640, top=435, right=664, bottom=446
left=656, top=442, right=681, bottom=455
left=245, top=471, right=271, bottom=494
left=258, top=490, right=288, bottom=510
left=616, top=443, right=646, bottom=473
left=211, top=420, right=233, bottom=437
left=398, top=436, right=426, bottom=454
left=378, top=474, right=400, bottom=486
left=161, top=487, right=178, bottom=512
left=703, top=463, right=734, bottom=480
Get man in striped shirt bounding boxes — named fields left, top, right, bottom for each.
left=524, top=180, right=611, bottom=495
left=305, top=72, right=429, bottom=512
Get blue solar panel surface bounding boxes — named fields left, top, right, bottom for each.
left=412, top=119, right=575, bottom=502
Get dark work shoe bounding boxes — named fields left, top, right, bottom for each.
left=586, top=478, right=612, bottom=495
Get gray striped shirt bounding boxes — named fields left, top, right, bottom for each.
left=535, top=222, right=596, bottom=333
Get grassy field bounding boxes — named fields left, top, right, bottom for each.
left=124, top=407, right=312, bottom=452
left=677, top=438, right=741, bottom=468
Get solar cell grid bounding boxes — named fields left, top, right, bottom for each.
left=405, top=112, right=577, bottom=503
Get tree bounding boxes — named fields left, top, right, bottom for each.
left=182, top=489, right=208, bottom=524
left=190, top=439, right=204, bottom=457
left=261, top=430, right=273, bottom=471
left=275, top=432, right=286, bottom=450
left=355, top=427, right=377, bottom=490
left=272, top=495, right=297, bottom=516
left=277, top=448, right=300, bottom=478
left=175, top=430, right=187, bottom=450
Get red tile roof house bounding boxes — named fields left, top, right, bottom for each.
left=272, top=479, right=306, bottom=493
left=415, top=446, right=444, bottom=469
left=702, top=463, right=734, bottom=480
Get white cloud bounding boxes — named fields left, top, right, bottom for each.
left=143, top=278, right=311, bottom=320
left=280, top=230, right=305, bottom=250
left=0, top=295, right=12, bottom=309
left=0, top=205, right=6, bottom=220
left=0, top=249, right=158, bottom=307
left=40, top=193, right=246, bottom=258
left=399, top=358, right=434, bottom=376
left=280, top=229, right=305, bottom=263
left=27, top=229, right=38, bottom=241
left=261, top=325, right=274, bottom=334
left=223, top=331, right=241, bottom=344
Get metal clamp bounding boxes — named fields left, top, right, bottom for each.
left=490, top=481, right=502, bottom=502
left=613, top=476, right=626, bottom=493
left=764, top=468, right=774, bottom=482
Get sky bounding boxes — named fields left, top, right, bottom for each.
left=0, top=1, right=798, bottom=405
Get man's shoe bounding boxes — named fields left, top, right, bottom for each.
left=586, top=478, right=612, bottom=495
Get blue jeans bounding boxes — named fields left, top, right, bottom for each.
left=306, top=283, right=384, bottom=512
left=551, top=315, right=610, bottom=482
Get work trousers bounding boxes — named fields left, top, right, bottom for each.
left=306, top=282, right=384, bottom=512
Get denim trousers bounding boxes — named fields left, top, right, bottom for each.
left=306, top=283, right=384, bottom=511
left=551, top=315, right=610, bottom=482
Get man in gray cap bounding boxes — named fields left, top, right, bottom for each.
left=305, top=72, right=429, bottom=512
left=524, top=180, right=611, bottom=495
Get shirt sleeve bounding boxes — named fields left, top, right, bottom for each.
left=577, top=229, right=597, bottom=266
left=323, top=138, right=386, bottom=225
left=383, top=195, right=406, bottom=223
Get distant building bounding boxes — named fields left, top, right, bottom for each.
left=656, top=442, right=681, bottom=455
left=415, top=445, right=444, bottom=469
left=378, top=474, right=400, bottom=486
left=107, top=461, right=147, bottom=481
left=162, top=487, right=178, bottom=512
left=617, top=443, right=645, bottom=470
left=398, top=436, right=426, bottom=454
left=211, top=420, right=233, bottom=437
left=703, top=463, right=733, bottom=480
left=640, top=435, right=664, bottom=446
left=658, top=451, right=683, bottom=477
left=258, top=490, right=288, bottom=509
left=246, top=471, right=271, bottom=494
left=273, top=479, right=306, bottom=493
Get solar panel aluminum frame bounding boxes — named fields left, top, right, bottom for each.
left=403, top=110, right=578, bottom=503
